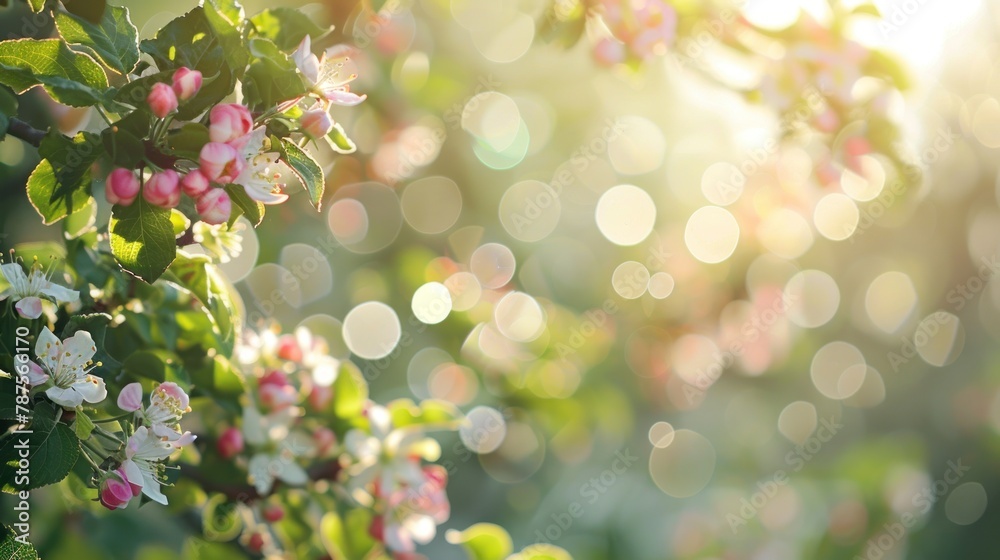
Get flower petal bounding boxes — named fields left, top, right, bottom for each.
left=0, top=263, right=26, bottom=285
left=117, top=382, right=144, bottom=411
left=248, top=454, right=277, bottom=494
left=75, top=374, right=107, bottom=404
left=242, top=183, right=289, bottom=205
left=40, top=282, right=80, bottom=304
left=14, top=297, right=43, bottom=319
left=25, top=362, right=48, bottom=386
left=276, top=460, right=308, bottom=486
left=322, top=89, right=367, bottom=106
left=45, top=385, right=84, bottom=408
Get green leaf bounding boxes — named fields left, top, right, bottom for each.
left=223, top=184, right=263, bottom=227
left=71, top=408, right=94, bottom=439
left=445, top=524, right=513, bottom=560
left=63, top=197, right=97, bottom=238
left=140, top=8, right=237, bottom=119
left=250, top=8, right=330, bottom=51
left=27, top=132, right=102, bottom=225
left=242, top=38, right=307, bottom=110
left=163, top=251, right=240, bottom=350
left=54, top=6, right=139, bottom=75
left=0, top=523, right=39, bottom=560
left=0, top=402, right=80, bottom=493
left=202, top=0, right=248, bottom=79
left=388, top=398, right=464, bottom=430
left=165, top=122, right=209, bottom=160
left=511, top=545, right=573, bottom=560
left=170, top=209, right=191, bottom=237
left=332, top=361, right=367, bottom=419
left=63, top=0, right=106, bottom=24
left=122, top=350, right=183, bottom=384
left=325, top=122, right=356, bottom=154
left=0, top=39, right=109, bottom=107
left=192, top=355, right=246, bottom=400
left=319, top=512, right=348, bottom=560
left=26, top=0, right=45, bottom=12
left=202, top=493, right=243, bottom=541
left=102, top=110, right=150, bottom=168
left=865, top=50, right=911, bottom=91
left=109, top=197, right=177, bottom=283
left=280, top=138, right=324, bottom=210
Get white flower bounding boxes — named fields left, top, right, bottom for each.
left=343, top=405, right=440, bottom=506
left=117, top=382, right=192, bottom=431
left=234, top=127, right=289, bottom=205
left=242, top=403, right=310, bottom=494
left=31, top=328, right=106, bottom=408
left=0, top=259, right=78, bottom=319
left=292, top=35, right=366, bottom=107
left=122, top=426, right=189, bottom=505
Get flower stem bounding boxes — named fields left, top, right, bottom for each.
left=93, top=412, right=133, bottom=424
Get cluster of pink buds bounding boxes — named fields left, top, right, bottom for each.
left=147, top=67, right=204, bottom=119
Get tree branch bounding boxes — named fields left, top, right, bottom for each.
left=178, top=459, right=342, bottom=503
left=7, top=118, right=45, bottom=147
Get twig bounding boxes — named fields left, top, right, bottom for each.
left=7, top=118, right=45, bottom=147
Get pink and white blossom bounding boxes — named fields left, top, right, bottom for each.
left=292, top=35, right=367, bottom=107
left=30, top=328, right=106, bottom=408
left=0, top=258, right=79, bottom=319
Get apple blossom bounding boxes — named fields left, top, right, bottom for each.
left=196, top=188, right=232, bottom=225
left=99, top=468, right=141, bottom=510
left=171, top=67, right=203, bottom=100
left=0, top=257, right=79, bottom=319
left=30, top=328, right=107, bottom=408
left=147, top=82, right=178, bottom=118
left=300, top=108, right=334, bottom=138
left=143, top=170, right=181, bottom=208
left=232, top=127, right=289, bottom=204
left=122, top=426, right=182, bottom=505
left=209, top=103, right=254, bottom=145
left=180, top=170, right=211, bottom=198
left=292, top=35, right=367, bottom=107
left=258, top=370, right=298, bottom=410
left=200, top=142, right=244, bottom=184
left=106, top=168, right=141, bottom=206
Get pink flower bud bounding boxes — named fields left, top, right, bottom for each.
left=181, top=170, right=211, bottom=198
left=259, top=370, right=297, bottom=410
left=147, top=82, right=178, bottom=119
left=308, top=384, right=332, bottom=411
left=209, top=103, right=254, bottom=144
left=276, top=334, right=303, bottom=362
left=171, top=67, right=203, bottom=101
left=313, top=426, right=336, bottom=456
left=143, top=170, right=181, bottom=208
left=259, top=370, right=290, bottom=388
left=217, top=426, right=244, bottom=459
left=99, top=468, right=139, bottom=510
left=196, top=188, right=232, bottom=225
left=247, top=532, right=265, bottom=553
left=106, top=168, right=141, bottom=206
left=199, top=142, right=244, bottom=184
left=263, top=503, right=285, bottom=523
left=300, top=109, right=333, bottom=138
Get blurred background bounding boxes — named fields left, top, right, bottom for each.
left=4, top=0, right=1000, bottom=558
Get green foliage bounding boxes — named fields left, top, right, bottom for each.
left=0, top=402, right=80, bottom=493
left=279, top=138, right=325, bottom=210
left=0, top=524, right=39, bottom=560
left=447, top=524, right=513, bottom=560
left=164, top=251, right=241, bottom=351
left=109, top=198, right=177, bottom=283
left=250, top=8, right=329, bottom=51
left=54, top=6, right=139, bottom=75
left=243, top=38, right=308, bottom=111
left=0, top=38, right=108, bottom=107
left=326, top=123, right=357, bottom=154
left=140, top=8, right=239, bottom=120
left=224, top=184, right=264, bottom=227
left=332, top=361, right=368, bottom=419
left=27, top=131, right=102, bottom=225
